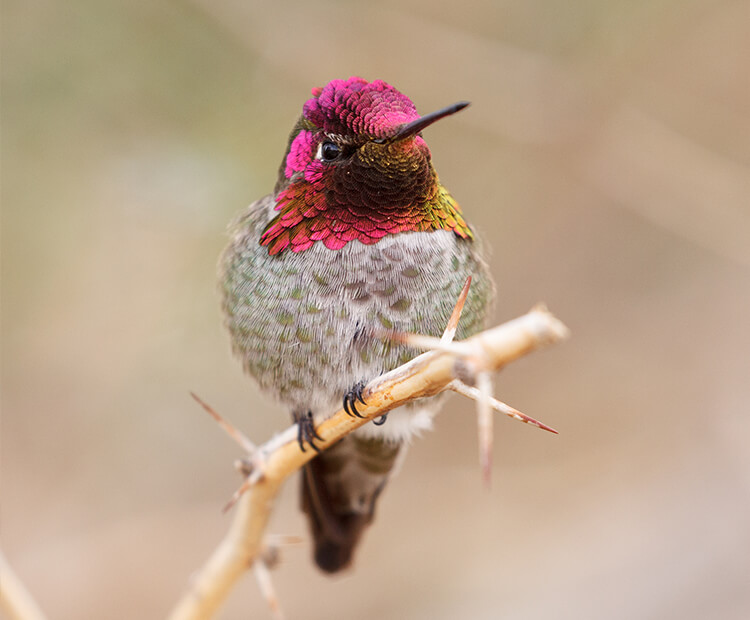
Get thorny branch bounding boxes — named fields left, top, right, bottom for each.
left=169, top=295, right=569, bottom=620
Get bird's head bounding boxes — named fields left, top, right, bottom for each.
left=262, top=77, right=472, bottom=255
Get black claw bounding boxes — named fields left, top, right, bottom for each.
left=295, top=411, right=323, bottom=453
left=373, top=414, right=389, bottom=426
left=343, top=381, right=367, bottom=418
left=342, top=395, right=353, bottom=417
left=349, top=397, right=363, bottom=418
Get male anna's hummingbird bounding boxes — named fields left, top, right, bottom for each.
left=220, top=77, right=493, bottom=573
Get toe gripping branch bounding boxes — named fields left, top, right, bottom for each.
left=295, top=411, right=323, bottom=453
left=342, top=381, right=367, bottom=418
left=344, top=381, right=389, bottom=425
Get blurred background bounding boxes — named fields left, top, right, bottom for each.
left=2, top=0, right=749, bottom=618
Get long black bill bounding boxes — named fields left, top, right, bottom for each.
left=391, top=101, right=470, bottom=141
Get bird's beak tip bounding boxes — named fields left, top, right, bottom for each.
left=392, top=100, right=470, bottom=141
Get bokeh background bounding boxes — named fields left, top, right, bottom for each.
left=3, top=1, right=749, bottom=618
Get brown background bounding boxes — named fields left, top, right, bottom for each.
left=3, top=0, right=749, bottom=618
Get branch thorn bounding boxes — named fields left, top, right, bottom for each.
left=190, top=392, right=256, bottom=454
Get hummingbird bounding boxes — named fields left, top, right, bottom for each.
left=220, top=77, right=492, bottom=573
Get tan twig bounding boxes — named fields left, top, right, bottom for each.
left=169, top=305, right=568, bottom=620
left=476, top=371, right=493, bottom=486
left=190, top=392, right=256, bottom=454
left=441, top=276, right=472, bottom=343
left=253, top=559, right=284, bottom=620
left=448, top=380, right=558, bottom=434
left=0, top=551, right=48, bottom=620
left=222, top=467, right=263, bottom=513
left=398, top=288, right=555, bottom=486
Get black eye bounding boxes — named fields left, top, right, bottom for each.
left=319, top=141, right=341, bottom=162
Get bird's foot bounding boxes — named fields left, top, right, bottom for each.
left=373, top=414, right=389, bottom=426
left=294, top=411, right=323, bottom=453
left=343, top=380, right=368, bottom=418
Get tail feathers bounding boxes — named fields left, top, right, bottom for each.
left=303, top=497, right=371, bottom=573
left=301, top=435, right=401, bottom=573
